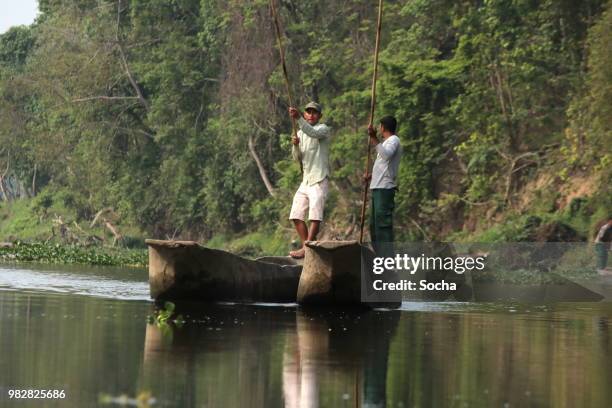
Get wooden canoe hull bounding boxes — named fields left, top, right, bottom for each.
left=146, top=239, right=302, bottom=303
left=146, top=239, right=401, bottom=308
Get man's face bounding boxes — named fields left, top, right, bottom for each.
left=304, top=108, right=321, bottom=125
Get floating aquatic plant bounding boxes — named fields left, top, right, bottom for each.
left=147, top=301, right=185, bottom=328
left=0, top=241, right=147, bottom=267
left=99, top=390, right=156, bottom=407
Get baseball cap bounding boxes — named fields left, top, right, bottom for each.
left=304, top=101, right=322, bottom=113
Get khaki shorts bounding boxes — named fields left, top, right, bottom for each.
left=289, top=179, right=329, bottom=222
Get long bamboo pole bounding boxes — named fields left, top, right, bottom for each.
left=270, top=0, right=303, bottom=174
left=359, top=0, right=384, bottom=244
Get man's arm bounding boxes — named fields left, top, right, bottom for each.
left=375, top=136, right=399, bottom=160
left=298, top=118, right=330, bottom=140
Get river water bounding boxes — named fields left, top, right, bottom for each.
left=1, top=263, right=611, bottom=407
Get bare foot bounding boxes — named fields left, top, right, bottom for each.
left=289, top=248, right=305, bottom=259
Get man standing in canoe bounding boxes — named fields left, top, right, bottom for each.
left=595, top=218, right=612, bottom=275
left=288, top=102, right=331, bottom=259
left=365, top=116, right=402, bottom=251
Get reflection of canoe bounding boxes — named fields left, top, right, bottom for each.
left=141, top=304, right=401, bottom=407
left=146, top=239, right=302, bottom=302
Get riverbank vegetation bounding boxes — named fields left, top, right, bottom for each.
left=0, top=0, right=610, bottom=257
left=0, top=241, right=146, bottom=266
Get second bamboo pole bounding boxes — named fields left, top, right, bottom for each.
left=359, top=0, right=384, bottom=244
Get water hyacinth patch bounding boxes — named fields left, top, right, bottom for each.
left=0, top=241, right=147, bottom=267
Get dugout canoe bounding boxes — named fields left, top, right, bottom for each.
left=146, top=239, right=400, bottom=308
left=146, top=239, right=302, bottom=303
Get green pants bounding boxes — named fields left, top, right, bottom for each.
left=595, top=243, right=608, bottom=269
left=370, top=188, right=395, bottom=249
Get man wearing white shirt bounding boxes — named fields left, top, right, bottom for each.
left=288, top=102, right=331, bottom=259
left=366, top=116, right=402, bottom=247
left=595, top=219, right=612, bottom=275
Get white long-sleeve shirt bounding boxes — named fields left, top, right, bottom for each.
left=291, top=117, right=331, bottom=186
left=595, top=223, right=612, bottom=243
left=370, top=134, right=402, bottom=189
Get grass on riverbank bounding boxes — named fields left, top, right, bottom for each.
left=0, top=189, right=146, bottom=247
left=206, top=230, right=294, bottom=258
left=0, top=189, right=149, bottom=267
left=449, top=192, right=610, bottom=243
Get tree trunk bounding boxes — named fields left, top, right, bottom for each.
left=116, top=0, right=149, bottom=112
left=0, top=156, right=10, bottom=202
left=492, top=64, right=518, bottom=151
left=105, top=220, right=123, bottom=246
left=248, top=134, right=276, bottom=197
left=90, top=207, right=114, bottom=228
left=0, top=176, right=6, bottom=202
left=31, top=163, right=37, bottom=196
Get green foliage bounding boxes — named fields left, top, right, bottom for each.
left=566, top=3, right=612, bottom=172
left=0, top=186, right=145, bottom=248
left=0, top=0, right=610, bottom=246
left=0, top=189, right=80, bottom=240
left=147, top=301, right=185, bottom=330
left=99, top=391, right=156, bottom=408
left=0, top=241, right=146, bottom=267
left=0, top=26, right=35, bottom=72
left=206, top=229, right=292, bottom=257
left=466, top=215, right=543, bottom=242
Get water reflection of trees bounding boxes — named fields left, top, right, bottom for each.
left=141, top=303, right=612, bottom=407
left=3, top=285, right=612, bottom=406
left=386, top=308, right=612, bottom=407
